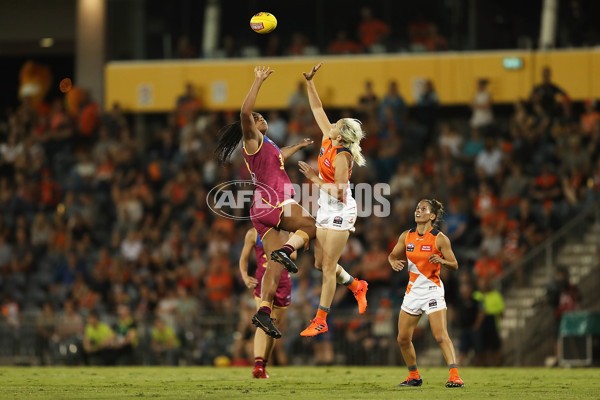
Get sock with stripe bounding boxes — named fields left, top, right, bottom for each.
left=449, top=363, right=459, bottom=378
left=408, top=365, right=420, bottom=379
left=254, top=357, right=264, bottom=368
left=316, top=305, right=330, bottom=320
left=258, top=304, right=272, bottom=316
left=281, top=244, right=295, bottom=256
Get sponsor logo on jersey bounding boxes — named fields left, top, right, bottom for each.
left=333, top=216, right=343, bottom=226
left=319, top=147, right=325, bottom=156
left=324, top=159, right=331, bottom=167
left=407, top=243, right=415, bottom=252
left=420, top=245, right=432, bottom=252
left=428, top=299, right=437, bottom=308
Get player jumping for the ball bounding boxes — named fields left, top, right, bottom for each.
left=296, top=62, right=368, bottom=337
left=215, top=66, right=366, bottom=339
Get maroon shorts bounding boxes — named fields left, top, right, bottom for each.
left=253, top=265, right=292, bottom=308
left=250, top=198, right=293, bottom=239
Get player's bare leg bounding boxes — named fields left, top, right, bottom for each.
left=428, top=309, right=464, bottom=387
left=397, top=310, right=423, bottom=387
left=252, top=229, right=288, bottom=338
left=270, top=203, right=316, bottom=273
left=253, top=303, right=286, bottom=379
left=302, top=229, right=350, bottom=336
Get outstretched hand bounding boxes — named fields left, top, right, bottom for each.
left=299, top=138, right=314, bottom=148
left=254, top=66, right=274, bottom=81
left=298, top=161, right=318, bottom=181
left=302, top=63, right=323, bottom=81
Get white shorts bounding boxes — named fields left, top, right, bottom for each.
left=315, top=205, right=357, bottom=231
left=401, top=291, right=446, bottom=316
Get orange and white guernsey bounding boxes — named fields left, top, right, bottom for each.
left=317, top=137, right=355, bottom=210
left=404, top=227, right=444, bottom=298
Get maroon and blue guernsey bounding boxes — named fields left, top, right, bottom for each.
left=243, top=135, right=296, bottom=238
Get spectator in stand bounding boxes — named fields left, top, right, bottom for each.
left=580, top=98, right=599, bottom=141
left=546, top=266, right=581, bottom=364
left=475, top=137, right=503, bottom=179
left=473, top=276, right=504, bottom=366
left=357, top=7, right=389, bottom=50
left=378, top=81, right=406, bottom=132
left=219, top=35, right=239, bottom=58
left=456, top=280, right=480, bottom=366
left=288, top=81, right=310, bottom=114
left=357, top=80, right=379, bottom=120
left=265, top=34, right=284, bottom=57
left=328, top=30, right=361, bottom=54
left=442, top=198, right=468, bottom=246
left=175, top=83, right=202, bottom=128
left=470, top=79, right=494, bottom=130
left=438, top=123, right=463, bottom=159
left=530, top=67, right=568, bottom=117
left=113, top=304, right=137, bottom=365
left=288, top=32, right=310, bottom=56
left=83, top=310, right=115, bottom=365
left=36, top=302, right=57, bottom=365
left=473, top=248, right=503, bottom=280
left=151, top=316, right=180, bottom=366
left=414, top=80, right=439, bottom=145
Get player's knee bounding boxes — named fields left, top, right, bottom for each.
left=314, top=259, right=322, bottom=270
left=433, top=332, right=448, bottom=345
left=397, top=333, right=411, bottom=346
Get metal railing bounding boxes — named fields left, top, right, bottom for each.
left=497, top=200, right=600, bottom=366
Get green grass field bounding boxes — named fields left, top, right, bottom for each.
left=1, top=366, right=599, bottom=399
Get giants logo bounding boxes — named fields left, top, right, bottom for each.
left=428, top=299, right=437, bottom=308
left=407, top=243, right=415, bottom=252
left=319, top=147, right=325, bottom=156
left=333, top=216, right=343, bottom=226
left=420, top=245, right=432, bottom=252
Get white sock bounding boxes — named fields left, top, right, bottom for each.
left=336, top=264, right=355, bottom=286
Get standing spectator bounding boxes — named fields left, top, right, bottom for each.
left=414, top=80, right=439, bottom=144
left=357, top=80, right=379, bottom=119
left=378, top=81, right=406, bottom=132
left=175, top=83, right=202, bottom=128
left=475, top=137, right=503, bottom=179
left=580, top=98, right=599, bottom=140
left=83, top=311, right=115, bottom=365
left=113, top=304, right=137, bottom=365
left=546, top=266, right=581, bottom=364
left=470, top=79, right=494, bottom=130
left=36, top=302, right=57, bottom=365
left=151, top=317, right=180, bottom=366
left=473, top=249, right=503, bottom=280
left=328, top=30, right=361, bottom=54
left=530, top=67, right=568, bottom=117
left=456, top=281, right=480, bottom=366
left=473, top=276, right=504, bottom=366
left=357, top=7, right=390, bottom=50
left=288, top=81, right=310, bottom=113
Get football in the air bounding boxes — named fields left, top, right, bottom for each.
left=250, top=12, right=277, bottom=34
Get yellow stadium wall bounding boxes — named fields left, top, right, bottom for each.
left=104, top=49, right=600, bottom=113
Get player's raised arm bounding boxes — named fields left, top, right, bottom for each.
left=241, top=66, right=274, bottom=143
left=388, top=230, right=408, bottom=271
left=280, top=138, right=314, bottom=161
left=302, top=63, right=332, bottom=137
left=239, top=228, right=259, bottom=289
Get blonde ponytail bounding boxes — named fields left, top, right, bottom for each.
left=338, top=118, right=366, bottom=166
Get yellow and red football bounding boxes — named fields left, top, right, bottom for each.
left=250, top=12, right=277, bottom=34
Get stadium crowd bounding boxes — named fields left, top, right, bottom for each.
left=0, top=65, right=599, bottom=367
